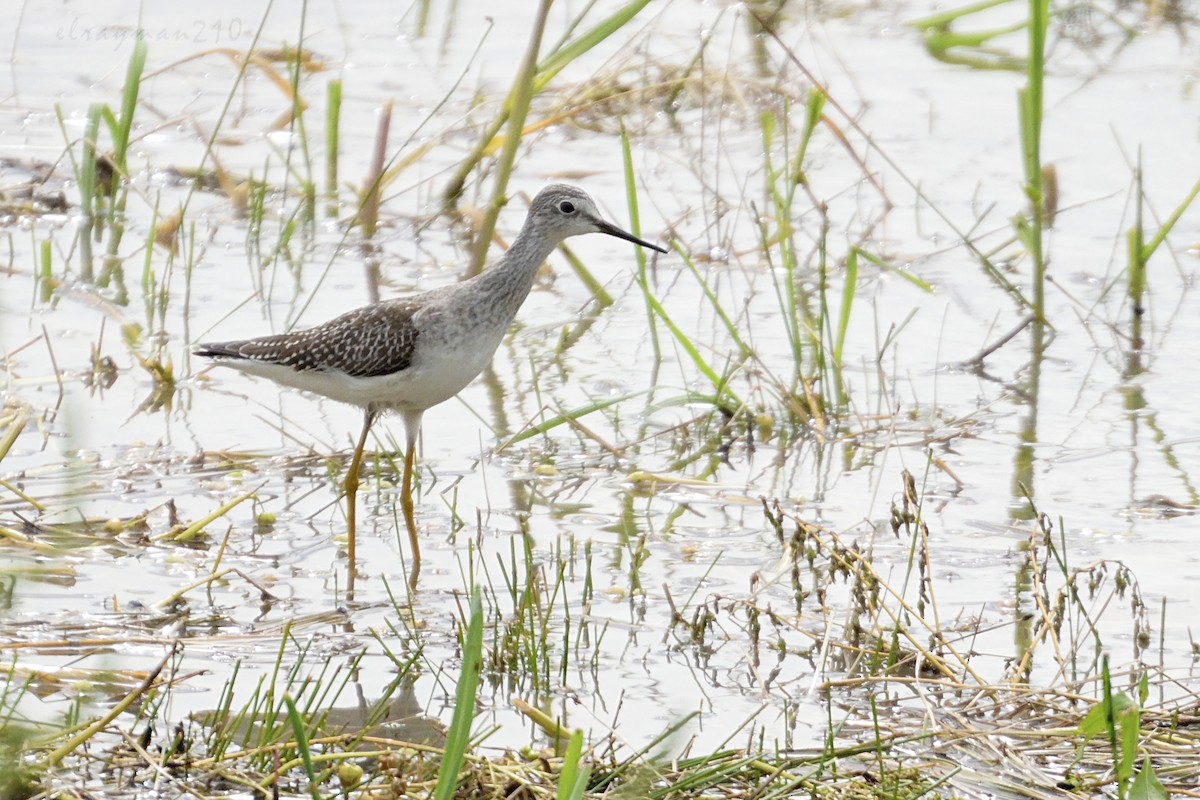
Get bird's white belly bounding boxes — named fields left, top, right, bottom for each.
left=213, top=331, right=501, bottom=414
left=368, top=338, right=497, bottom=411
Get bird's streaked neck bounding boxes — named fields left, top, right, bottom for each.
left=464, top=220, right=562, bottom=326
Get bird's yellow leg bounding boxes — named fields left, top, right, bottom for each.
left=344, top=411, right=374, bottom=572
left=400, top=440, right=421, bottom=587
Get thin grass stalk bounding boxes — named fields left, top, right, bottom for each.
left=619, top=125, right=662, bottom=358
left=806, top=217, right=835, bottom=410
left=1009, top=0, right=1052, bottom=553
left=814, top=223, right=836, bottom=411
left=550, top=553, right=571, bottom=680
left=141, top=208, right=160, bottom=328
left=524, top=546, right=545, bottom=687
left=514, top=537, right=540, bottom=686
left=536, top=548, right=569, bottom=689
left=581, top=539, right=594, bottom=606
left=496, top=525, right=520, bottom=613
left=638, top=283, right=740, bottom=411
left=77, top=104, right=103, bottom=282
left=204, top=660, right=242, bottom=760
left=557, top=548, right=572, bottom=689
left=760, top=108, right=810, bottom=403
left=299, top=651, right=361, bottom=731
left=217, top=675, right=266, bottom=764
left=466, top=0, right=552, bottom=277
left=1127, top=157, right=1146, bottom=329
left=246, top=178, right=267, bottom=271
left=833, top=249, right=856, bottom=369
left=256, top=624, right=294, bottom=757
left=662, top=24, right=711, bottom=112
left=617, top=128, right=649, bottom=265
left=283, top=20, right=317, bottom=221
left=826, top=247, right=857, bottom=410
left=619, top=125, right=670, bottom=420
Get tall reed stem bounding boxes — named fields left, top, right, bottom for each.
left=1018, top=0, right=1048, bottom=322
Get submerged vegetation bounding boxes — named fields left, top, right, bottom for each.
left=1, top=0, right=1198, bottom=797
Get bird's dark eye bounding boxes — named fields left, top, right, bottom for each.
left=559, top=201, right=576, bottom=214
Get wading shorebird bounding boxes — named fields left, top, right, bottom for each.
left=195, top=185, right=666, bottom=586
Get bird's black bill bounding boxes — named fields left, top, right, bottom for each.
left=596, top=219, right=668, bottom=254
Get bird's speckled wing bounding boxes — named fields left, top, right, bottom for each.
left=195, top=300, right=420, bottom=378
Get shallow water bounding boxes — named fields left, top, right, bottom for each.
left=2, top=0, right=1199, bottom=771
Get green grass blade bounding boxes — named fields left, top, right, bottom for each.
left=790, top=88, right=826, bottom=185
left=852, top=247, right=934, bottom=293
left=1019, top=0, right=1049, bottom=319
left=619, top=124, right=664, bottom=392
left=78, top=105, right=102, bottom=214
left=557, top=729, right=591, bottom=800
left=833, top=247, right=857, bottom=367
left=324, top=78, right=342, bottom=217
left=557, top=241, right=613, bottom=309
left=909, top=0, right=1011, bottom=29
left=677, top=246, right=751, bottom=360
left=283, top=694, right=320, bottom=799
left=504, top=391, right=646, bottom=446
left=110, top=39, right=148, bottom=173
left=618, top=125, right=652, bottom=274
left=637, top=278, right=741, bottom=408
left=1139, top=175, right=1200, bottom=265
left=535, top=0, right=656, bottom=89
left=433, top=587, right=484, bottom=800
